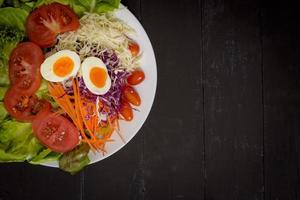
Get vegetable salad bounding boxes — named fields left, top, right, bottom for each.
left=0, top=0, right=145, bottom=174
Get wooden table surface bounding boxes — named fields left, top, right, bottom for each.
left=1, top=0, right=300, bottom=200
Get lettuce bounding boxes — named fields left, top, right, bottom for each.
left=0, top=8, right=27, bottom=77
left=0, top=87, right=7, bottom=101
left=72, top=0, right=120, bottom=14
left=34, top=0, right=70, bottom=7
left=34, top=0, right=120, bottom=16
left=0, top=7, right=29, bottom=31
left=30, top=148, right=62, bottom=164
left=0, top=102, right=8, bottom=121
left=36, top=80, right=59, bottom=108
left=59, top=143, right=90, bottom=174
left=0, top=120, right=43, bottom=162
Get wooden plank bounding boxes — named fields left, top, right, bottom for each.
left=83, top=1, right=146, bottom=200
left=83, top=134, right=145, bottom=200
left=0, top=163, right=81, bottom=200
left=202, top=1, right=264, bottom=199
left=141, top=0, right=204, bottom=199
left=262, top=5, right=300, bottom=200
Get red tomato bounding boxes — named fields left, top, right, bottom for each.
left=122, top=85, right=141, bottom=106
left=4, top=87, right=51, bottom=122
left=119, top=100, right=133, bottom=121
left=32, top=113, right=79, bottom=153
left=128, top=42, right=140, bottom=57
left=127, top=70, right=145, bottom=85
left=26, top=3, right=80, bottom=48
left=9, top=42, right=44, bottom=94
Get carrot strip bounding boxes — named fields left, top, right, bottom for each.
left=73, top=79, right=97, bottom=140
left=48, top=82, right=95, bottom=150
left=48, top=77, right=122, bottom=154
left=71, top=80, right=93, bottom=146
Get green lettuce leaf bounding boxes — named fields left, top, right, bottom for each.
left=0, top=63, right=9, bottom=86
left=0, top=120, right=43, bottom=162
left=34, top=0, right=120, bottom=16
left=35, top=79, right=49, bottom=99
left=34, top=0, right=70, bottom=7
left=0, top=7, right=29, bottom=31
left=0, top=41, right=18, bottom=86
left=30, top=148, right=62, bottom=164
left=73, top=0, right=120, bottom=15
left=0, top=102, right=8, bottom=121
left=0, top=25, right=25, bottom=86
left=20, top=2, right=36, bottom=12
left=59, top=143, right=90, bottom=174
left=36, top=80, right=58, bottom=108
left=0, top=87, right=8, bottom=101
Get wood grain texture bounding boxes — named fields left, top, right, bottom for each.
left=83, top=134, right=144, bottom=200
left=0, top=163, right=81, bottom=200
left=0, top=1, right=300, bottom=200
left=262, top=4, right=300, bottom=200
left=202, top=0, right=263, bottom=199
left=141, top=0, right=204, bottom=199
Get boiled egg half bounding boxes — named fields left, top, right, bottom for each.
left=41, top=50, right=80, bottom=82
left=81, top=57, right=111, bottom=95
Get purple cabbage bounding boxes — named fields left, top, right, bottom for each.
left=100, top=50, right=119, bottom=69
left=64, top=50, right=130, bottom=118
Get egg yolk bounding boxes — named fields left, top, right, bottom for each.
left=53, top=57, right=74, bottom=77
left=90, top=67, right=107, bottom=88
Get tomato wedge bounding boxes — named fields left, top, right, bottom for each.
left=4, top=87, right=51, bottom=122
left=26, top=3, right=80, bottom=48
left=32, top=113, right=79, bottom=153
left=9, top=42, right=44, bottom=94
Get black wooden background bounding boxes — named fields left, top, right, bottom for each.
left=1, top=0, right=300, bottom=200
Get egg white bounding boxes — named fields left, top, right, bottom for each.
left=81, top=57, right=111, bottom=95
left=41, top=50, right=81, bottom=82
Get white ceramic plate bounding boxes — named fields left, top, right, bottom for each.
left=43, top=5, right=157, bottom=167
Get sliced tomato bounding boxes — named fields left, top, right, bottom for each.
left=122, top=85, right=141, bottom=106
left=32, top=113, right=79, bottom=153
left=31, top=102, right=52, bottom=132
left=4, top=87, right=51, bottom=122
left=26, top=3, right=80, bottom=48
left=9, top=42, right=44, bottom=94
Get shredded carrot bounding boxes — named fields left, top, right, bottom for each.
left=73, top=79, right=96, bottom=139
left=47, top=77, right=122, bottom=154
left=73, top=78, right=111, bottom=152
left=48, top=82, right=94, bottom=150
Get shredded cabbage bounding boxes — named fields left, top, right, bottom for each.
left=50, top=12, right=140, bottom=71
left=63, top=50, right=129, bottom=119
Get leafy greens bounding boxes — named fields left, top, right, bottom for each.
left=0, top=25, right=25, bottom=86
left=59, top=143, right=90, bottom=175
left=0, top=7, right=28, bottom=30
left=34, top=0, right=120, bottom=16
left=0, top=120, right=42, bottom=161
